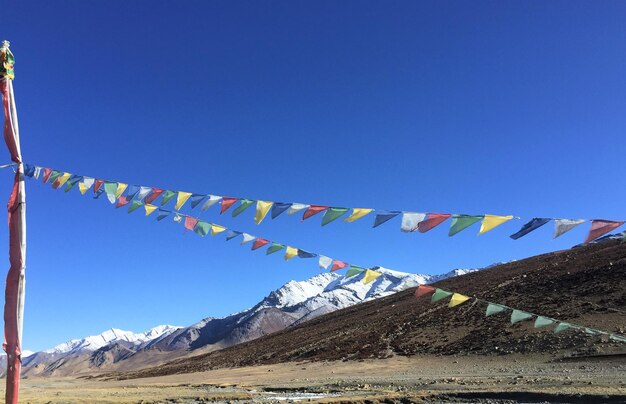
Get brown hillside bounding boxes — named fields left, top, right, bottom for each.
left=123, top=241, right=626, bottom=379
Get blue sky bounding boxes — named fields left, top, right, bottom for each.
left=2, top=1, right=625, bottom=351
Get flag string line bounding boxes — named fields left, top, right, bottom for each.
left=15, top=163, right=626, bottom=243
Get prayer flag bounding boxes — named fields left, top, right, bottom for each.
left=144, top=204, right=158, bottom=216
left=156, top=208, right=171, bottom=221
left=331, top=260, right=348, bottom=271
left=266, top=243, right=285, bottom=255
left=510, top=218, right=551, bottom=240
left=42, top=168, right=52, bottom=183
left=225, top=230, right=242, bottom=241
left=79, top=182, right=89, bottom=195
left=144, top=188, right=164, bottom=204
left=252, top=238, right=269, bottom=250
left=115, top=196, right=130, bottom=208
left=33, top=166, right=41, bottom=179
left=321, top=207, right=349, bottom=226
left=534, top=316, right=555, bottom=328
left=115, top=183, right=128, bottom=199
left=64, top=174, right=82, bottom=192
left=431, top=289, right=452, bottom=303
left=255, top=201, right=273, bottom=224
left=486, top=303, right=506, bottom=317
left=49, top=170, right=62, bottom=185
left=232, top=199, right=254, bottom=217
left=363, top=269, right=382, bottom=284
left=194, top=221, right=211, bottom=236
left=374, top=211, right=401, bottom=228
left=479, top=215, right=514, bottom=235
left=210, top=224, right=226, bottom=236
left=201, top=195, right=222, bottom=211
left=241, top=233, right=255, bottom=244
left=161, top=190, right=176, bottom=206
left=297, top=249, right=317, bottom=258
left=104, top=181, right=118, bottom=204
left=318, top=255, right=332, bottom=270
left=302, top=205, right=328, bottom=221
left=137, top=186, right=152, bottom=201
left=220, top=197, right=239, bottom=214
left=554, top=322, right=574, bottom=334
left=288, top=203, right=309, bottom=215
left=415, top=285, right=435, bottom=297
left=271, top=202, right=292, bottom=219
left=346, top=265, right=365, bottom=278
left=585, top=220, right=625, bottom=243
left=128, top=200, right=143, bottom=213
left=418, top=213, right=452, bottom=233
left=449, top=215, right=483, bottom=236
left=448, top=293, right=470, bottom=307
left=400, top=212, right=426, bottom=232
left=343, top=208, right=373, bottom=223
left=511, top=310, right=533, bottom=324
left=125, top=185, right=140, bottom=200
left=175, top=191, right=192, bottom=210
left=173, top=212, right=184, bottom=223
left=94, top=179, right=104, bottom=193
left=190, top=194, right=206, bottom=209
left=553, top=219, right=585, bottom=239
left=284, top=246, right=298, bottom=261
left=53, top=172, right=71, bottom=189
left=184, top=216, right=199, bottom=231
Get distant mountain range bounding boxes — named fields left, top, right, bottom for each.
left=13, top=266, right=479, bottom=377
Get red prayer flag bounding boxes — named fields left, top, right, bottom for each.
left=252, top=238, right=270, bottom=250
left=42, top=168, right=52, bottom=183
left=415, top=285, right=435, bottom=297
left=418, top=213, right=452, bottom=233
left=330, top=260, right=348, bottom=271
left=585, top=220, right=625, bottom=243
left=51, top=178, right=62, bottom=189
left=94, top=179, right=104, bottom=193
left=302, top=205, right=328, bottom=221
left=115, top=196, right=130, bottom=208
left=220, top=197, right=239, bottom=214
left=184, top=216, right=199, bottom=231
left=144, top=188, right=163, bottom=205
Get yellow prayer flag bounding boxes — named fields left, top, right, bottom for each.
left=79, top=182, right=89, bottom=195
left=284, top=246, right=298, bottom=261
left=363, top=269, right=382, bottom=284
left=254, top=200, right=273, bottom=224
left=175, top=191, right=192, bottom=210
left=211, top=224, right=226, bottom=235
left=343, top=208, right=373, bottom=223
left=478, top=214, right=514, bottom=235
left=144, top=204, right=158, bottom=216
left=448, top=293, right=471, bottom=307
left=57, top=173, right=71, bottom=187
left=116, top=183, right=128, bottom=198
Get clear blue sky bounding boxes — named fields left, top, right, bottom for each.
left=2, top=1, right=625, bottom=351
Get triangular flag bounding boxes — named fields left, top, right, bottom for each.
left=400, top=212, right=426, bottom=232
left=103, top=182, right=118, bottom=203
left=287, top=203, right=309, bottom=215
left=184, top=216, right=199, bottom=231
left=225, top=230, right=242, bottom=241
left=241, top=233, right=255, bottom=244
left=81, top=177, right=95, bottom=192
left=284, top=246, right=298, bottom=261
left=363, top=269, right=382, bottom=284
left=510, top=218, right=551, bottom=240
left=345, top=265, right=365, bottom=278
left=190, top=194, right=206, bottom=209
left=53, top=172, right=71, bottom=189
left=255, top=201, right=273, bottom=224
left=266, top=243, right=285, bottom=255
left=318, top=255, right=332, bottom=270
left=485, top=303, right=507, bottom=317
left=210, top=224, right=226, bottom=236
left=23, top=164, right=35, bottom=178
left=42, top=168, right=52, bottom=183
left=161, top=190, right=176, bottom=206
left=33, top=166, right=41, bottom=179
left=418, top=213, right=452, bottom=233
left=232, top=199, right=254, bottom=217
left=93, top=179, right=104, bottom=193
left=271, top=202, right=292, bottom=219
left=220, top=197, right=239, bottom=214
left=534, top=316, right=555, bottom=328
left=331, top=260, right=348, bottom=271
left=128, top=200, right=143, bottom=213
left=79, top=182, right=89, bottom=195
left=252, top=238, right=270, bottom=250
left=297, top=249, right=317, bottom=258
left=144, top=188, right=164, bottom=204
left=116, top=196, right=130, bottom=208
left=93, top=188, right=105, bottom=199
left=321, top=207, right=349, bottom=226
left=144, top=204, right=158, bottom=216
left=373, top=211, right=401, bottom=228
left=585, top=220, right=625, bottom=243
left=430, top=289, right=452, bottom=303
left=137, top=186, right=152, bottom=201
left=554, top=322, right=574, bottom=334
left=585, top=328, right=602, bottom=336
left=511, top=309, right=533, bottom=324
left=415, top=285, right=435, bottom=297
left=449, top=215, right=483, bottom=236
left=479, top=215, right=514, bottom=235
left=115, top=183, right=128, bottom=199
left=64, top=174, right=82, bottom=192
left=302, top=205, right=328, bottom=221
left=156, top=208, right=171, bottom=221
left=173, top=212, right=184, bottom=223
left=448, top=293, right=471, bottom=307
left=175, top=191, right=192, bottom=210
left=125, top=185, right=140, bottom=200
left=48, top=170, right=62, bottom=184
left=201, top=195, right=222, bottom=211
left=609, top=335, right=626, bottom=343
left=343, top=208, right=373, bottom=223
left=194, top=221, right=211, bottom=236
left=553, top=218, right=585, bottom=239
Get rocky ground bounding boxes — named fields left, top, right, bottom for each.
left=11, top=355, right=626, bottom=403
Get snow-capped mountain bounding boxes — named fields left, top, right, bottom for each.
left=16, top=266, right=481, bottom=377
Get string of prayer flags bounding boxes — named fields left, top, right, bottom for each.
left=255, top=201, right=273, bottom=224
left=232, top=199, right=254, bottom=217
left=585, top=220, right=625, bottom=244
left=553, top=219, right=585, bottom=239
left=479, top=215, right=514, bottom=235
left=419, top=213, right=452, bottom=233
left=343, top=208, right=373, bottom=223
left=448, top=292, right=470, bottom=307
left=510, top=309, right=533, bottom=324
left=321, top=207, right=349, bottom=226
left=284, top=246, right=298, bottom=261
left=510, top=218, right=551, bottom=240
left=302, top=205, right=328, bottom=221
left=400, top=212, right=426, bottom=232
left=363, top=269, right=382, bottom=284
left=431, top=288, right=453, bottom=303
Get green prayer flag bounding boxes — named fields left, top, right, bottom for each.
left=128, top=200, right=143, bottom=213
left=161, top=190, right=176, bottom=206
left=449, top=215, right=483, bottom=236
left=194, top=221, right=211, bottom=236
left=49, top=170, right=62, bottom=183
left=266, top=243, right=285, bottom=255
left=585, top=328, right=601, bottom=336
left=610, top=335, right=626, bottom=343
left=232, top=199, right=254, bottom=217
left=511, top=309, right=533, bottom=324
left=554, top=322, right=573, bottom=334
left=534, top=316, right=555, bottom=328
left=430, top=288, right=453, bottom=304
left=345, top=266, right=365, bottom=278
left=321, top=207, right=349, bottom=226
left=103, top=181, right=118, bottom=196
left=485, top=303, right=506, bottom=317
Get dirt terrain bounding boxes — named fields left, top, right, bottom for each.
left=12, top=355, right=626, bottom=403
